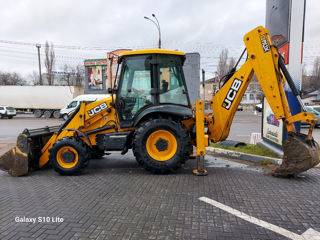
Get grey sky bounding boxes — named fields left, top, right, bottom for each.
left=0, top=0, right=319, bottom=79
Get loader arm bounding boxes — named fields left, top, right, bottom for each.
left=202, top=26, right=319, bottom=176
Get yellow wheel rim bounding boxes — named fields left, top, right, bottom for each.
left=56, top=146, right=79, bottom=169
left=146, top=130, right=178, bottom=162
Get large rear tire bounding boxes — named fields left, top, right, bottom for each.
left=133, top=118, right=189, bottom=174
left=49, top=137, right=90, bottom=175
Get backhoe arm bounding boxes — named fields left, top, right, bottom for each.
left=202, top=26, right=320, bottom=176
left=208, top=26, right=317, bottom=142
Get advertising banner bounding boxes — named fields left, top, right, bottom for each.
left=87, top=66, right=103, bottom=90
left=262, top=98, right=283, bottom=146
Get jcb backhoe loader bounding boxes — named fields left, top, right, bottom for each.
left=0, top=26, right=319, bottom=177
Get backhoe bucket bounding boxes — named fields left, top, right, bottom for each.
left=272, top=132, right=320, bottom=177
left=0, top=126, right=60, bottom=176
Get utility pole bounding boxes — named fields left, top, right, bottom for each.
left=36, top=44, right=42, bottom=85
left=144, top=14, right=161, bottom=49
left=202, top=69, right=205, bottom=101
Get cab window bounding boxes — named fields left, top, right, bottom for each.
left=158, top=55, right=188, bottom=106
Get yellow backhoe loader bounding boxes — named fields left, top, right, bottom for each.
left=0, top=26, right=319, bottom=177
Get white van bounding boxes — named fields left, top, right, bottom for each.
left=60, top=94, right=110, bottom=120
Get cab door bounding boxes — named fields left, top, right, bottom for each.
left=117, top=55, right=154, bottom=126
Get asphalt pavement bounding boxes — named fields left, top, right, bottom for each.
left=0, top=112, right=319, bottom=239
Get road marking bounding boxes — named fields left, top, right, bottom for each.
left=199, top=196, right=320, bottom=240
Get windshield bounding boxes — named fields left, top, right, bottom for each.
left=67, top=101, right=78, bottom=109
left=6, top=107, right=14, bottom=111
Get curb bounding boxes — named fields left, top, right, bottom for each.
left=206, top=146, right=282, bottom=165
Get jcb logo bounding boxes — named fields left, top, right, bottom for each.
left=222, top=79, right=242, bottom=110
left=260, top=34, right=270, bottom=53
left=88, top=102, right=108, bottom=117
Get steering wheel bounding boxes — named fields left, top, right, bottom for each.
left=127, top=88, right=140, bottom=97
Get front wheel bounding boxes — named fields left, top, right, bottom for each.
left=49, top=137, right=90, bottom=175
left=133, top=118, right=189, bottom=174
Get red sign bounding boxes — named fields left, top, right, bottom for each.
left=278, top=43, right=289, bottom=65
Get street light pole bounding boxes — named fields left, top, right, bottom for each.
left=36, top=44, right=42, bottom=85
left=144, top=14, right=161, bottom=49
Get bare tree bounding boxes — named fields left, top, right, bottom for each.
left=44, top=41, right=55, bottom=85
left=74, top=65, right=84, bottom=87
left=217, top=49, right=229, bottom=79
left=312, top=56, right=320, bottom=80
left=61, top=64, right=84, bottom=87
left=27, top=71, right=40, bottom=85
left=0, top=71, right=26, bottom=85
left=228, top=57, right=236, bottom=71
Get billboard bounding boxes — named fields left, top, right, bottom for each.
left=88, top=66, right=103, bottom=90
left=84, top=59, right=107, bottom=93
left=266, top=0, right=291, bottom=64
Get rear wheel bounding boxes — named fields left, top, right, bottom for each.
left=53, top=110, right=60, bottom=119
left=34, top=109, right=43, bottom=118
left=0, top=114, right=2, bottom=119
left=8, top=116, right=13, bottom=119
left=133, top=118, right=189, bottom=174
left=49, top=137, right=90, bottom=175
left=43, top=110, right=52, bottom=118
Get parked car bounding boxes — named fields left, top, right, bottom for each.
left=307, top=105, right=320, bottom=113
left=237, top=104, right=244, bottom=111
left=255, top=103, right=262, bottom=112
left=0, top=106, right=16, bottom=119
left=60, top=94, right=110, bottom=120
left=303, top=107, right=320, bottom=127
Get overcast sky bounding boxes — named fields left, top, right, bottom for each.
left=0, top=0, right=319, bottom=79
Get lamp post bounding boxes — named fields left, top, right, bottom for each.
left=36, top=44, right=42, bottom=85
left=144, top=14, right=161, bottom=49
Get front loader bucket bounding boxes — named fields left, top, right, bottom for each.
left=0, top=134, right=29, bottom=176
left=272, top=132, right=320, bottom=177
left=0, top=126, right=60, bottom=176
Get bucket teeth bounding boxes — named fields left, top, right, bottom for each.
left=272, top=132, right=320, bottom=177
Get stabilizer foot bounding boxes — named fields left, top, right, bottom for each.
left=193, top=156, right=208, bottom=176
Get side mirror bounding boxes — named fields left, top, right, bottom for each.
left=108, top=88, right=113, bottom=94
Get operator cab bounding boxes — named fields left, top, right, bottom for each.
left=114, top=50, right=191, bottom=128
